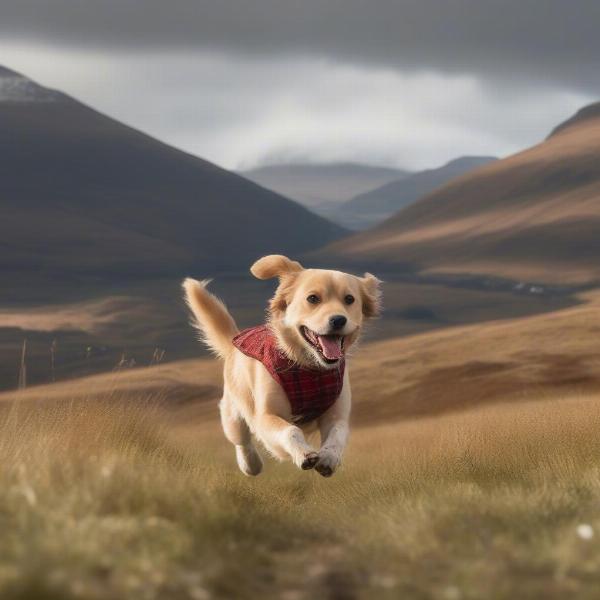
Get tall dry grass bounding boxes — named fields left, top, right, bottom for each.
left=17, top=339, right=27, bottom=390
left=3, top=392, right=600, bottom=599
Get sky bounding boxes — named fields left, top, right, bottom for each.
left=0, top=1, right=598, bottom=171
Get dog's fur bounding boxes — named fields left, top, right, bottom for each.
left=183, top=255, right=381, bottom=477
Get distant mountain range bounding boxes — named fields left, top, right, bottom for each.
left=240, top=162, right=408, bottom=220
left=321, top=103, right=600, bottom=286
left=241, top=158, right=498, bottom=230
left=0, top=66, right=345, bottom=283
left=4, top=63, right=599, bottom=290
left=335, top=156, right=497, bottom=230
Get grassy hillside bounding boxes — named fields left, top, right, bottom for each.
left=3, top=367, right=600, bottom=598
left=6, top=288, right=597, bottom=421
left=0, top=274, right=576, bottom=391
left=3, top=283, right=600, bottom=598
left=323, top=103, right=600, bottom=286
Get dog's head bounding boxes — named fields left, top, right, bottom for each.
left=251, top=255, right=381, bottom=369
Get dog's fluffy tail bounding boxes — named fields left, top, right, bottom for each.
left=182, top=278, right=239, bottom=359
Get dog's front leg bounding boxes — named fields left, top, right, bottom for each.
left=316, top=378, right=351, bottom=477
left=256, top=414, right=319, bottom=469
left=252, top=368, right=319, bottom=469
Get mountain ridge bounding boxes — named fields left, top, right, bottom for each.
left=0, top=65, right=346, bottom=281
left=240, top=162, right=409, bottom=219
left=336, top=155, right=497, bottom=229
left=0, top=65, right=67, bottom=103
left=320, top=103, right=600, bottom=286
left=548, top=102, right=600, bottom=138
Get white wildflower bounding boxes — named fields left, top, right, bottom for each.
left=577, top=524, right=594, bottom=540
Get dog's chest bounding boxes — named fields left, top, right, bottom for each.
left=232, top=325, right=345, bottom=424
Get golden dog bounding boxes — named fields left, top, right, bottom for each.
left=183, top=255, right=381, bottom=477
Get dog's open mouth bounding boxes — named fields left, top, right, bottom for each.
left=300, top=326, right=345, bottom=364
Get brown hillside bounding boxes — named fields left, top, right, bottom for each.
left=5, top=290, right=600, bottom=424
left=324, top=104, right=600, bottom=285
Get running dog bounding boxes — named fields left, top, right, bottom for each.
left=183, top=254, right=381, bottom=477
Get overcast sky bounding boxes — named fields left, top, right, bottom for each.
left=0, top=1, right=598, bottom=170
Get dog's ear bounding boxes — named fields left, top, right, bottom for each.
left=251, top=255, right=304, bottom=319
left=359, top=273, right=382, bottom=318
left=250, top=255, right=304, bottom=280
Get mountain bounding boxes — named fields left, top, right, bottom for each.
left=548, top=103, right=600, bottom=138
left=0, top=66, right=345, bottom=281
left=336, top=156, right=497, bottom=230
left=321, top=103, right=600, bottom=286
left=239, top=162, right=408, bottom=219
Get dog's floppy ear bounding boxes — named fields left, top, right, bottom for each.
left=251, top=255, right=304, bottom=319
left=359, top=273, right=382, bottom=318
left=251, top=255, right=304, bottom=280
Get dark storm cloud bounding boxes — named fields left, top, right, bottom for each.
left=1, top=2, right=596, bottom=170
left=2, top=0, right=600, bottom=92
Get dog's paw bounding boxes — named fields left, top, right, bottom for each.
left=315, top=448, right=340, bottom=478
left=300, top=451, right=319, bottom=470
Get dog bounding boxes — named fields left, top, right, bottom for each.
left=183, top=254, right=381, bottom=477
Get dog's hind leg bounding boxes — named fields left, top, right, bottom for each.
left=220, top=396, right=263, bottom=476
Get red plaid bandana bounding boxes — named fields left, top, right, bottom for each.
left=232, top=325, right=345, bottom=424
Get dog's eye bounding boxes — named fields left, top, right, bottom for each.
left=344, top=294, right=355, bottom=305
left=306, top=294, right=320, bottom=304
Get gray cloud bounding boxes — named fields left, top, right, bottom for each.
left=1, top=1, right=600, bottom=93
left=1, top=45, right=590, bottom=170
left=1, top=2, right=597, bottom=171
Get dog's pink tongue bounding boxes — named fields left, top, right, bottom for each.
left=318, top=335, right=343, bottom=360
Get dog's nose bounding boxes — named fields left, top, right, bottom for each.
left=329, top=315, right=347, bottom=330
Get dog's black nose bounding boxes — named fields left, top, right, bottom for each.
left=329, top=315, right=347, bottom=330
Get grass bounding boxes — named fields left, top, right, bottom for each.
left=5, top=291, right=600, bottom=598
left=3, top=391, right=600, bottom=599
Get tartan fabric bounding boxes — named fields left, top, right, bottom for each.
left=232, top=325, right=345, bottom=424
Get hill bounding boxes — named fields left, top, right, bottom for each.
left=323, top=103, right=600, bottom=285
left=548, top=101, right=600, bottom=137
left=6, top=288, right=599, bottom=421
left=2, top=292, right=600, bottom=598
left=0, top=271, right=575, bottom=391
left=239, top=162, right=408, bottom=220
left=0, top=66, right=345, bottom=280
left=336, top=156, right=496, bottom=229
